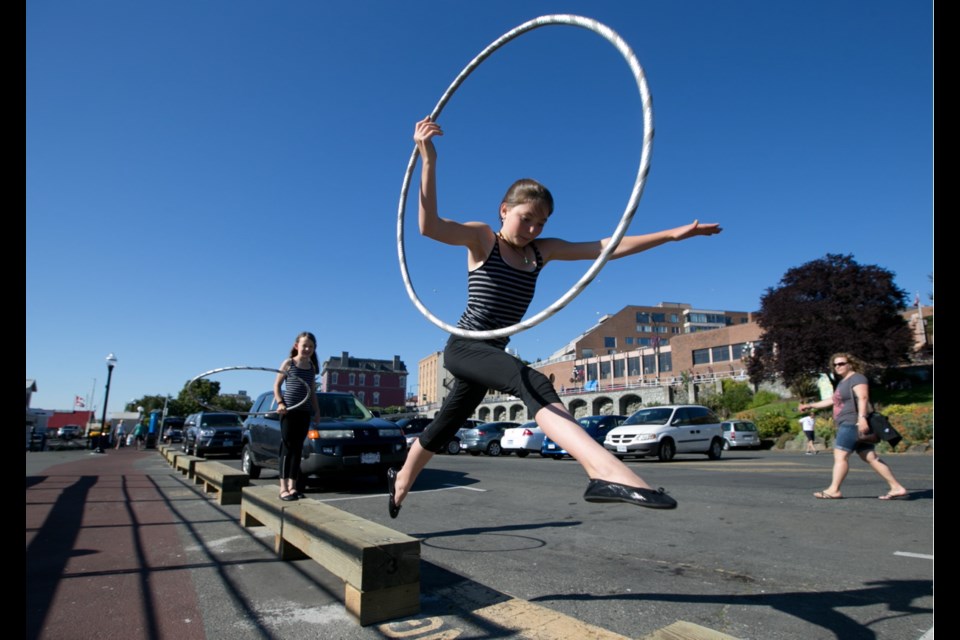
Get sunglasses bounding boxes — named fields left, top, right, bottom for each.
left=833, top=361, right=849, bottom=367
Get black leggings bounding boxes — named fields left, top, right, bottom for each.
left=279, top=410, right=310, bottom=480
left=419, top=336, right=561, bottom=453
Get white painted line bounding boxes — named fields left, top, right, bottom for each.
left=317, top=484, right=486, bottom=503
left=894, top=551, right=933, bottom=560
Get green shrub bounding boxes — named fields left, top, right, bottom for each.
left=748, top=390, right=781, bottom=409
left=719, top=380, right=754, bottom=414
left=755, top=413, right=792, bottom=439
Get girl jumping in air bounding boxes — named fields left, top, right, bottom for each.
left=387, top=117, right=722, bottom=517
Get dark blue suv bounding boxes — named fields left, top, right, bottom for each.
left=241, top=392, right=407, bottom=484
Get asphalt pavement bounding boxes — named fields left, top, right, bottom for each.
left=26, top=445, right=934, bottom=640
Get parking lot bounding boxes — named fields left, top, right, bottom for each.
left=27, top=447, right=933, bottom=639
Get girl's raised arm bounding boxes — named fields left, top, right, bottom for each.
left=539, top=220, right=721, bottom=263
left=414, top=118, right=490, bottom=253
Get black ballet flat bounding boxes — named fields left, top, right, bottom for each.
left=280, top=492, right=298, bottom=502
left=387, top=468, right=401, bottom=519
left=583, top=479, right=677, bottom=509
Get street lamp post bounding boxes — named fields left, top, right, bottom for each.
left=96, top=354, right=117, bottom=454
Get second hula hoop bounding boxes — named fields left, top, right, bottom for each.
left=397, top=14, right=654, bottom=340
left=186, top=366, right=313, bottom=415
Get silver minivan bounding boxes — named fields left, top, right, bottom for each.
left=721, top=420, right=761, bottom=449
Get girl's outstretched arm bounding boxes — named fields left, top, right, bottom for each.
left=413, top=117, right=490, bottom=254
left=539, top=220, right=721, bottom=263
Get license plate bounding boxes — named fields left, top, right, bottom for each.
left=616, top=445, right=627, bottom=453
left=224, top=440, right=233, bottom=447
left=547, top=444, right=556, bottom=449
left=361, top=452, right=381, bottom=464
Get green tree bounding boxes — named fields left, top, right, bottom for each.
left=748, top=254, right=912, bottom=388
left=176, top=379, right=221, bottom=415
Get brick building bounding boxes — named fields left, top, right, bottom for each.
left=320, top=351, right=408, bottom=409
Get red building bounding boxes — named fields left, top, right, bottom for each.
left=320, top=351, right=408, bottom=410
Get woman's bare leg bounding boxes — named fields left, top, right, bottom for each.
left=823, top=448, right=851, bottom=496
left=535, top=403, right=653, bottom=490
left=394, top=440, right=435, bottom=506
left=859, top=450, right=907, bottom=495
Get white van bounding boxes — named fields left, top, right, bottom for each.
left=604, top=405, right=724, bottom=462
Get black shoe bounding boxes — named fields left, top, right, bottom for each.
left=295, top=492, right=306, bottom=500
left=280, top=492, right=298, bottom=502
left=583, top=479, right=677, bottom=509
left=387, top=468, right=401, bottom=519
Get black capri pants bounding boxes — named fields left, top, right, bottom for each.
left=279, top=409, right=310, bottom=479
left=419, top=336, right=561, bottom=453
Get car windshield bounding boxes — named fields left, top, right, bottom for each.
left=578, top=417, right=602, bottom=429
left=316, top=395, right=373, bottom=421
left=202, top=414, right=243, bottom=427
left=623, top=408, right=674, bottom=426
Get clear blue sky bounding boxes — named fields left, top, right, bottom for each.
left=27, top=1, right=932, bottom=414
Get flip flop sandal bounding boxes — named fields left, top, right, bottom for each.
left=879, top=492, right=909, bottom=500
left=814, top=490, right=843, bottom=499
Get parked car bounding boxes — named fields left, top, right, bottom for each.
left=459, top=421, right=519, bottom=456
left=501, top=421, right=545, bottom=457
left=56, top=425, right=82, bottom=440
left=182, top=412, right=245, bottom=457
left=604, top=405, right=724, bottom=462
left=721, top=420, right=760, bottom=450
left=241, top=392, right=407, bottom=483
left=542, top=414, right=627, bottom=459
left=161, top=416, right=185, bottom=444
left=393, top=417, right=461, bottom=454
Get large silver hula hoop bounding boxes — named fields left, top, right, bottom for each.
left=186, top=366, right=313, bottom=415
left=397, top=14, right=654, bottom=340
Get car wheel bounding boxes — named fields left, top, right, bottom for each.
left=707, top=438, right=724, bottom=460
left=658, top=439, right=676, bottom=462
left=723, top=439, right=731, bottom=451
left=550, top=455, right=562, bottom=460
left=445, top=439, right=461, bottom=455
left=241, top=445, right=262, bottom=479
left=486, top=441, right=502, bottom=457
left=516, top=450, right=529, bottom=458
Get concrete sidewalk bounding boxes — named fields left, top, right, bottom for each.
left=26, top=449, right=737, bottom=640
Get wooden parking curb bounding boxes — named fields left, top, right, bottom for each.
left=193, top=460, right=249, bottom=505
left=174, top=454, right=205, bottom=479
left=240, top=485, right=420, bottom=625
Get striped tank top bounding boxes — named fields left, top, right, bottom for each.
left=457, top=237, right=543, bottom=347
left=282, top=360, right=316, bottom=409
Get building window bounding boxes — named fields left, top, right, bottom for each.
left=732, top=343, right=747, bottom=360
left=358, top=391, right=365, bottom=402
left=359, top=373, right=366, bottom=386
left=603, top=337, right=616, bottom=349
left=638, top=337, right=651, bottom=346
left=636, top=312, right=650, bottom=323
left=712, top=346, right=731, bottom=362
left=331, top=372, right=338, bottom=384
left=692, top=349, right=710, bottom=365
left=374, top=374, right=381, bottom=387
left=659, top=352, right=672, bottom=372
left=372, top=392, right=380, bottom=406
left=582, top=348, right=594, bottom=358
left=627, top=356, right=640, bottom=376
left=349, top=373, right=356, bottom=385
left=670, top=314, right=679, bottom=323
left=614, top=359, right=625, bottom=378
left=625, top=337, right=633, bottom=345
left=643, top=354, right=656, bottom=374
left=600, top=361, right=611, bottom=378
left=652, top=312, right=666, bottom=323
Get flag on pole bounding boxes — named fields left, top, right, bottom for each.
left=74, top=395, right=86, bottom=409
